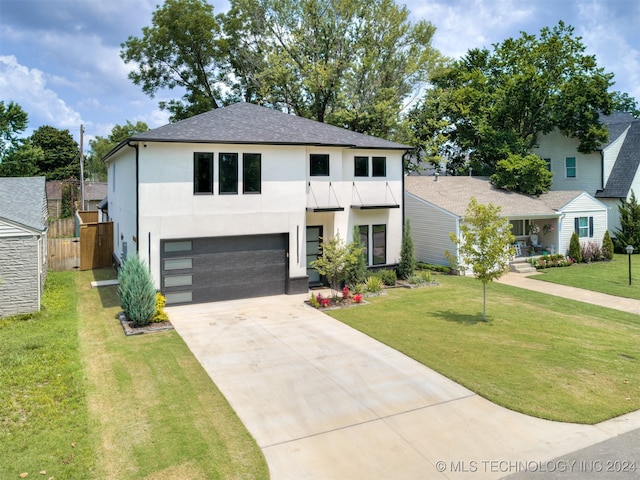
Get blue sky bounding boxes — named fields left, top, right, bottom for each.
left=1, top=0, right=639, bottom=148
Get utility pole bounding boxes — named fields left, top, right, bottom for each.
left=80, top=124, right=85, bottom=211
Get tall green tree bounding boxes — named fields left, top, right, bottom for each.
left=409, top=21, right=614, bottom=175
left=398, top=219, right=415, bottom=279
left=611, top=92, right=640, bottom=118
left=0, top=101, right=28, bottom=158
left=0, top=139, right=43, bottom=177
left=224, top=0, right=442, bottom=137
left=450, top=198, right=515, bottom=321
left=86, top=121, right=149, bottom=180
left=615, top=191, right=640, bottom=253
left=120, top=0, right=227, bottom=121
left=490, top=154, right=553, bottom=195
left=30, top=126, right=79, bottom=180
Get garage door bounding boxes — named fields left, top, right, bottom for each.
left=160, top=234, right=288, bottom=305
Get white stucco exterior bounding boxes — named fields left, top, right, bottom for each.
left=106, top=141, right=404, bottom=291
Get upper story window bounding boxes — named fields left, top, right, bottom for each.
left=354, top=156, right=369, bottom=177
left=310, top=154, right=330, bottom=176
left=194, top=152, right=214, bottom=194
left=219, top=153, right=238, bottom=194
left=565, top=157, right=576, bottom=178
left=372, top=156, right=386, bottom=177
left=243, top=153, right=261, bottom=194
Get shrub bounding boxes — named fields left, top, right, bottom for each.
left=581, top=240, right=603, bottom=263
left=420, top=270, right=433, bottom=283
left=352, top=282, right=364, bottom=295
left=602, top=230, right=614, bottom=260
left=309, top=292, right=320, bottom=308
left=398, top=219, right=416, bottom=279
left=151, top=292, right=169, bottom=323
left=534, top=254, right=574, bottom=269
left=345, top=226, right=368, bottom=287
left=118, top=255, right=157, bottom=327
left=569, top=232, right=582, bottom=263
left=364, top=275, right=383, bottom=293
left=416, top=262, right=450, bottom=274
left=353, top=293, right=363, bottom=303
left=378, top=269, right=397, bottom=286
left=408, top=274, right=425, bottom=285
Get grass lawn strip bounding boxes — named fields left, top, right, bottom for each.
left=77, top=268, right=268, bottom=480
left=328, top=275, right=640, bottom=424
left=532, top=253, right=640, bottom=300
left=0, top=272, right=94, bottom=479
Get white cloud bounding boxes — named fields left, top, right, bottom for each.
left=0, top=55, right=83, bottom=130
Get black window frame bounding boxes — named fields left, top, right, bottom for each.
left=193, top=152, right=214, bottom=194
left=310, top=154, right=330, bottom=176
left=242, top=153, right=262, bottom=194
left=354, top=156, right=369, bottom=177
left=372, top=156, right=386, bottom=177
left=219, top=153, right=239, bottom=194
left=372, top=224, right=386, bottom=265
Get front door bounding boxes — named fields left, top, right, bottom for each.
left=306, top=226, right=323, bottom=286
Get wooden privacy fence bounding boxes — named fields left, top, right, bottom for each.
left=47, top=212, right=113, bottom=271
left=48, top=217, right=76, bottom=238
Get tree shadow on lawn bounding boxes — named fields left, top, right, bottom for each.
left=430, top=309, right=493, bottom=326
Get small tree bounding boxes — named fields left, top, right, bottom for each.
left=450, top=197, right=515, bottom=321
left=569, top=232, right=582, bottom=262
left=118, top=255, right=157, bottom=327
left=602, top=230, right=614, bottom=260
left=615, top=191, right=640, bottom=252
left=311, top=234, right=352, bottom=296
left=398, top=219, right=416, bottom=279
left=490, top=154, right=553, bottom=195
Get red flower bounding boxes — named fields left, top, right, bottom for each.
left=353, top=294, right=363, bottom=303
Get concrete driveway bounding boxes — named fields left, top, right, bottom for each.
left=166, top=294, right=640, bottom=479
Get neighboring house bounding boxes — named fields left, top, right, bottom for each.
left=46, top=180, right=107, bottom=217
left=404, top=176, right=607, bottom=267
left=533, top=112, right=640, bottom=234
left=0, top=177, right=48, bottom=317
left=104, top=102, right=409, bottom=305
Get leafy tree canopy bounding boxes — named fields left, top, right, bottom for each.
left=615, top=190, right=640, bottom=253
left=612, top=91, right=640, bottom=118
left=0, top=101, right=28, bottom=157
left=86, top=121, right=149, bottom=181
left=30, top=125, right=79, bottom=180
left=409, top=21, right=615, bottom=175
left=490, top=154, right=553, bottom=195
left=120, top=0, right=228, bottom=121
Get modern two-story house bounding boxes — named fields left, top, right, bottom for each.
left=104, top=102, right=409, bottom=305
left=533, top=112, right=640, bottom=234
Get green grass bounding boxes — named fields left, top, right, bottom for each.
left=1, top=269, right=269, bottom=480
left=0, top=271, right=93, bottom=479
left=532, top=253, right=640, bottom=300
left=328, top=275, right=640, bottom=424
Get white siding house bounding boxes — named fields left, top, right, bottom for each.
left=105, top=103, right=408, bottom=304
left=405, top=176, right=607, bottom=268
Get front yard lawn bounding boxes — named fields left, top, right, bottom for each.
left=0, top=269, right=268, bottom=480
left=532, top=253, right=640, bottom=300
left=327, top=275, right=640, bottom=424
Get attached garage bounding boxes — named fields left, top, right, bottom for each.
left=160, top=234, right=288, bottom=305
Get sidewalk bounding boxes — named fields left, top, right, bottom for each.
left=497, top=272, right=640, bottom=315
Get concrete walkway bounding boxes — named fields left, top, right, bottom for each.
left=166, top=291, right=640, bottom=480
left=497, top=271, right=640, bottom=315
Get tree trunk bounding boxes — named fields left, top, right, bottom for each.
left=483, top=281, right=487, bottom=321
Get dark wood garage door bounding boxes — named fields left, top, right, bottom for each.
left=160, top=234, right=288, bottom=305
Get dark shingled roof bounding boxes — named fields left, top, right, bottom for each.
left=0, top=176, right=47, bottom=231
left=597, top=117, right=640, bottom=199
left=105, top=103, right=410, bottom=161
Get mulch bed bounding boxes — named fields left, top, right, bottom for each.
left=117, top=312, right=174, bottom=336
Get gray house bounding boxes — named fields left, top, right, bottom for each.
left=0, top=177, right=48, bottom=317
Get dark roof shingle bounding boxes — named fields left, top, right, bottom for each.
left=106, top=103, right=410, bottom=160
left=598, top=120, right=640, bottom=198
left=0, top=177, right=48, bottom=231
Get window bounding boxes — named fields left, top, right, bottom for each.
left=243, top=153, right=261, bottom=194
left=544, top=158, right=551, bottom=171
left=194, top=153, right=213, bottom=194
left=358, top=225, right=369, bottom=265
left=509, top=219, right=530, bottom=236
left=565, top=157, right=576, bottom=178
left=372, top=224, right=386, bottom=265
left=310, top=154, right=330, bottom=176
left=163, top=240, right=192, bottom=253
left=575, top=216, right=593, bottom=238
left=354, top=156, right=369, bottom=177
left=219, top=153, right=238, bottom=194
left=372, top=156, right=386, bottom=177
left=164, top=258, right=193, bottom=270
